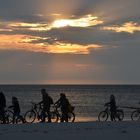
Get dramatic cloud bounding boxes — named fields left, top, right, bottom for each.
left=0, top=14, right=103, bottom=32
left=51, top=15, right=103, bottom=28
left=103, top=22, right=140, bottom=33
left=0, top=34, right=102, bottom=54
left=0, top=0, right=140, bottom=84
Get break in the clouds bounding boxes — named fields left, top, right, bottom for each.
left=0, top=0, right=140, bottom=54
left=0, top=0, right=140, bottom=84
left=103, top=22, right=140, bottom=34
left=0, top=14, right=104, bottom=54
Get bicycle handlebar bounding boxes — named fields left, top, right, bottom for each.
left=30, top=102, right=42, bottom=109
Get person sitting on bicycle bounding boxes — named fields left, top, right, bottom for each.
left=38, top=89, right=53, bottom=123
left=55, top=93, right=70, bottom=122
left=9, top=96, right=24, bottom=124
left=105, top=94, right=117, bottom=121
left=0, top=92, right=6, bottom=124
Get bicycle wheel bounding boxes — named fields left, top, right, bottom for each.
left=51, top=112, right=59, bottom=122
left=68, top=112, right=75, bottom=122
left=131, top=110, right=140, bottom=121
left=115, top=110, right=124, bottom=121
left=24, top=110, right=36, bottom=123
left=5, top=110, right=14, bottom=124
left=98, top=111, right=108, bottom=121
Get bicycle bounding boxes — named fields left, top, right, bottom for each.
left=53, top=105, right=75, bottom=122
left=129, top=102, right=140, bottom=121
left=98, top=104, right=124, bottom=121
left=0, top=108, right=14, bottom=124
left=5, top=107, right=25, bottom=124
left=24, top=102, right=58, bottom=123
left=131, top=108, right=140, bottom=121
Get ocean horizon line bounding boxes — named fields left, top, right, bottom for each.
left=0, top=84, right=140, bottom=86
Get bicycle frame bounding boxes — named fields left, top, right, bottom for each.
left=30, top=103, right=42, bottom=120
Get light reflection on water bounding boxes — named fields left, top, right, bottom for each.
left=75, top=117, right=97, bottom=122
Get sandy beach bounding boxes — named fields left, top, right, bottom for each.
left=0, top=121, right=140, bottom=140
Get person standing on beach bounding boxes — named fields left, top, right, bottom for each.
left=55, top=93, right=70, bottom=122
left=0, top=91, right=6, bottom=124
left=105, top=94, right=117, bottom=121
left=39, top=89, right=53, bottom=123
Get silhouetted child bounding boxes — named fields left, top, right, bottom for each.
left=105, top=94, right=117, bottom=121
left=9, top=96, right=24, bottom=123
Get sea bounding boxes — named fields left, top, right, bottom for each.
left=1, top=85, right=140, bottom=122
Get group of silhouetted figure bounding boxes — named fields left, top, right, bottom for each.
left=0, top=89, right=73, bottom=124
left=1, top=89, right=139, bottom=124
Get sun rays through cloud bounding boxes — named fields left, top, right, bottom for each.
left=0, top=14, right=103, bottom=32
left=0, top=6, right=140, bottom=55
left=0, top=14, right=104, bottom=54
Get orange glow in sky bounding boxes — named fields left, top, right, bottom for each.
left=52, top=15, right=103, bottom=28
left=103, top=22, right=140, bottom=33
left=0, top=35, right=101, bottom=54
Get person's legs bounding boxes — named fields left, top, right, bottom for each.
left=16, top=112, right=25, bottom=123
left=0, top=108, right=6, bottom=124
left=13, top=114, right=16, bottom=124
left=12, top=112, right=19, bottom=124
left=61, top=112, right=65, bottom=122
left=110, top=110, right=116, bottom=121
left=47, top=110, right=51, bottom=123
left=61, top=111, right=68, bottom=122
left=41, top=108, right=46, bottom=122
left=64, top=113, right=68, bottom=122
left=110, top=110, right=114, bottom=121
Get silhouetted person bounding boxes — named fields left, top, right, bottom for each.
left=0, top=92, right=6, bottom=124
left=55, top=93, right=70, bottom=122
left=9, top=96, right=23, bottom=123
left=39, top=89, right=53, bottom=123
left=105, top=94, right=117, bottom=121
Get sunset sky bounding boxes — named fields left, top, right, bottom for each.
left=0, top=0, right=140, bottom=84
